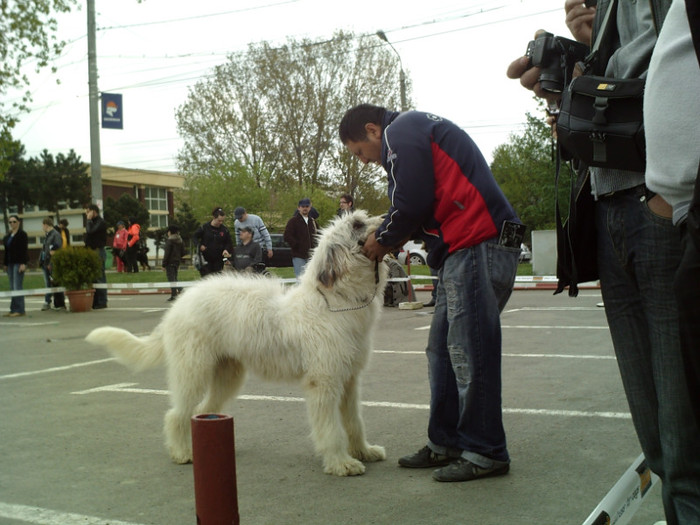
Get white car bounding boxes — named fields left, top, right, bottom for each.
left=397, top=240, right=428, bottom=266
left=520, top=243, right=532, bottom=262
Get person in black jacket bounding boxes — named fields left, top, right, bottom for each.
left=85, top=204, right=108, bottom=309
left=193, top=207, right=233, bottom=277
left=284, top=198, right=318, bottom=279
left=3, top=215, right=29, bottom=317
left=162, top=224, right=184, bottom=301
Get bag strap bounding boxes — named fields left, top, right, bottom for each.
left=581, top=0, right=618, bottom=74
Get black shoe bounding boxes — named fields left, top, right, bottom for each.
left=432, top=457, right=509, bottom=482
left=92, top=304, right=107, bottom=310
left=167, top=296, right=176, bottom=302
left=398, top=446, right=456, bottom=469
left=423, top=299, right=436, bottom=307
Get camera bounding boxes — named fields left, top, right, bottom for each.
left=526, top=32, right=589, bottom=93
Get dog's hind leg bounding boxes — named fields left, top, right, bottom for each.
left=163, top=345, right=217, bottom=464
left=304, top=377, right=366, bottom=476
left=341, top=376, right=386, bottom=463
left=197, top=358, right=246, bottom=414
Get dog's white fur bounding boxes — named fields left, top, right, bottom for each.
left=85, top=210, right=388, bottom=476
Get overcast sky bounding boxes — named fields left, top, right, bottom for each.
left=8, top=0, right=571, bottom=173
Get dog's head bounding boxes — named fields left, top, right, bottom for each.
left=311, top=210, right=384, bottom=288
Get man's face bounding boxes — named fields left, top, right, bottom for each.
left=240, top=229, right=252, bottom=243
left=344, top=123, right=382, bottom=165
left=339, top=198, right=350, bottom=210
left=298, top=205, right=311, bottom=217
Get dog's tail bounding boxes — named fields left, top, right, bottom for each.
left=85, top=326, right=165, bottom=372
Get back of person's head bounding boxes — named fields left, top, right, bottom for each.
left=42, top=217, right=54, bottom=227
left=212, top=206, right=225, bottom=218
left=86, top=203, right=100, bottom=214
left=59, top=218, right=69, bottom=227
left=339, top=104, right=386, bottom=143
left=167, top=224, right=180, bottom=234
left=128, top=216, right=138, bottom=225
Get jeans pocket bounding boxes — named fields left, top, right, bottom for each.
left=487, top=243, right=520, bottom=311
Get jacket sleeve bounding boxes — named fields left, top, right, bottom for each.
left=375, top=127, right=435, bottom=248
left=283, top=219, right=297, bottom=249
left=162, top=241, right=172, bottom=266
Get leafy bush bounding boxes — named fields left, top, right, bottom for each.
left=51, top=246, right=103, bottom=291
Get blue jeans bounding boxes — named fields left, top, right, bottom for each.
left=596, top=186, right=700, bottom=525
left=426, top=240, right=520, bottom=467
left=292, top=257, right=308, bottom=279
left=7, top=264, right=25, bottom=314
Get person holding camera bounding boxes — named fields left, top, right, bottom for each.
left=508, top=1, right=700, bottom=523
left=193, top=207, right=233, bottom=277
left=340, top=104, right=522, bottom=483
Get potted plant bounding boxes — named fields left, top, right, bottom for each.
left=50, top=246, right=103, bottom=312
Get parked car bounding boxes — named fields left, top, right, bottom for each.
left=397, top=240, right=428, bottom=266
left=266, top=233, right=293, bottom=267
left=519, top=243, right=532, bottom=262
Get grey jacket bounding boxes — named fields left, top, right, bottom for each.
left=41, top=228, right=63, bottom=267
left=588, top=0, right=671, bottom=196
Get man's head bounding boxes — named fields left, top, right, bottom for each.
left=240, top=226, right=254, bottom=243
left=339, top=104, right=386, bottom=165
left=42, top=217, right=54, bottom=231
left=85, top=203, right=100, bottom=219
left=234, top=207, right=247, bottom=221
left=298, top=198, right=312, bottom=217
left=59, top=218, right=69, bottom=228
left=167, top=224, right=180, bottom=235
left=339, top=193, right=353, bottom=211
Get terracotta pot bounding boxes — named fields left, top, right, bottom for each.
left=65, top=289, right=96, bottom=313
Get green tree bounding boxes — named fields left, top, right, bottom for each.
left=490, top=111, right=567, bottom=238
left=103, top=193, right=150, bottom=231
left=26, top=149, right=90, bottom=221
left=173, top=201, right=200, bottom=252
left=1, top=0, right=77, bottom=132
left=0, top=133, right=32, bottom=230
left=175, top=31, right=401, bottom=218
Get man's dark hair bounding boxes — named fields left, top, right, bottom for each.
left=211, top=206, right=225, bottom=218
left=86, top=203, right=100, bottom=214
left=338, top=104, right=386, bottom=144
left=340, top=193, right=354, bottom=206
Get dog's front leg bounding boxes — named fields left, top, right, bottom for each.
left=304, top=377, right=366, bottom=476
left=340, top=376, right=386, bottom=463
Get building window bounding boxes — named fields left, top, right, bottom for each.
left=145, top=187, right=168, bottom=212
left=150, top=214, right=169, bottom=229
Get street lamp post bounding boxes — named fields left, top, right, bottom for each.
left=376, top=30, right=407, bottom=112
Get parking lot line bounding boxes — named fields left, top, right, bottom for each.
left=0, top=502, right=146, bottom=525
left=0, top=358, right=115, bottom=380
left=70, top=383, right=631, bottom=420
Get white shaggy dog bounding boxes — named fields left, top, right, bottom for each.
left=86, top=210, right=388, bottom=476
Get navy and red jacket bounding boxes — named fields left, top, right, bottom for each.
left=376, top=110, right=520, bottom=269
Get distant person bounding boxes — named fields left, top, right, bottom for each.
left=3, top=215, right=29, bottom=317
left=125, top=217, right=141, bottom=273
left=85, top=204, right=108, bottom=310
left=40, top=217, right=66, bottom=311
left=284, top=198, right=318, bottom=279
left=112, top=221, right=128, bottom=272
left=57, top=218, right=70, bottom=248
left=193, top=207, right=233, bottom=277
left=233, top=226, right=262, bottom=272
left=233, top=207, right=273, bottom=261
left=337, top=193, right=355, bottom=217
left=162, top=224, right=185, bottom=301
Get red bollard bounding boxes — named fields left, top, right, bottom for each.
left=191, top=414, right=239, bottom=525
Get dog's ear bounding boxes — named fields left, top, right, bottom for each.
left=317, top=244, right=349, bottom=288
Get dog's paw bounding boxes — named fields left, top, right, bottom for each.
left=169, top=449, right=193, bottom=465
left=323, top=456, right=366, bottom=476
left=352, top=444, right=386, bottom=463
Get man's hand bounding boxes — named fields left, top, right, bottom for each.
left=565, top=0, right=596, bottom=45
left=267, top=249, right=273, bottom=259
left=361, top=232, right=393, bottom=262
left=506, top=30, right=562, bottom=107
left=222, top=250, right=231, bottom=258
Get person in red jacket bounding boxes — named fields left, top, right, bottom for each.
left=125, top=217, right=141, bottom=273
left=112, top=221, right=128, bottom=272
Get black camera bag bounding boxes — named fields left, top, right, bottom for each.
left=557, top=75, right=646, bottom=172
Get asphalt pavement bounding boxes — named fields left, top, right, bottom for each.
left=0, top=287, right=666, bottom=525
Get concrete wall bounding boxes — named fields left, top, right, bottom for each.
left=531, top=229, right=557, bottom=276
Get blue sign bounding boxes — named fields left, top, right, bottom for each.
left=101, top=93, right=123, bottom=129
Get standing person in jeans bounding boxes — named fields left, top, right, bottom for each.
left=507, top=1, right=700, bottom=522
left=40, top=217, right=65, bottom=311
left=193, top=207, right=233, bottom=277
left=85, top=204, right=108, bottom=310
left=2, top=215, right=29, bottom=317
left=339, top=104, right=521, bottom=482
left=161, top=224, right=184, bottom=302
left=283, top=198, right=318, bottom=279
